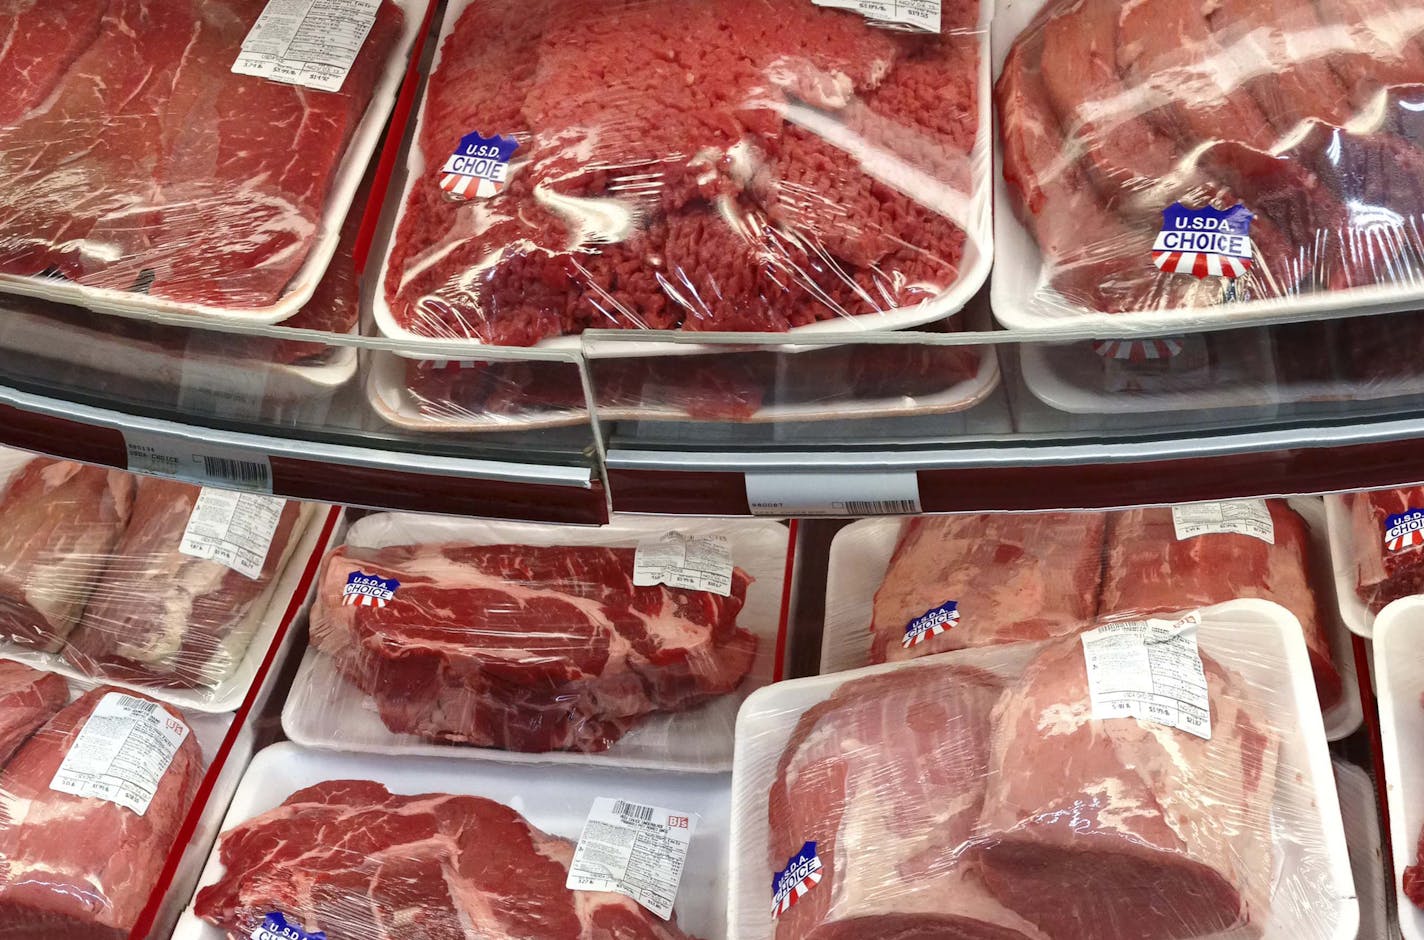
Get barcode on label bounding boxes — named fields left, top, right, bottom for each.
left=613, top=800, right=654, bottom=822
left=128, top=699, right=159, bottom=714
left=841, top=499, right=920, bottom=515
left=202, top=456, right=270, bottom=486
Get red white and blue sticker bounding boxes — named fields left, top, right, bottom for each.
left=772, top=842, right=823, bottom=919
left=342, top=571, right=400, bottom=607
left=1152, top=203, right=1254, bottom=279
left=1091, top=338, right=1185, bottom=361
left=249, top=912, right=324, bottom=940
left=1385, top=510, right=1424, bottom=553
left=902, top=600, right=959, bottom=649
left=440, top=131, right=519, bottom=201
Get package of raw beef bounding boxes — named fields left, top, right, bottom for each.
left=284, top=514, right=789, bottom=770
left=0, top=0, right=416, bottom=322
left=993, top=0, right=1424, bottom=334
left=180, top=743, right=730, bottom=940
left=734, top=600, right=1354, bottom=940
left=376, top=0, right=990, bottom=347
left=1338, top=487, right=1424, bottom=618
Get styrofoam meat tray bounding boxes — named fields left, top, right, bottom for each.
left=0, top=492, right=337, bottom=714
left=1370, top=595, right=1424, bottom=940
left=171, top=742, right=732, bottom=940
left=1332, top=761, right=1389, bottom=940
left=283, top=513, right=789, bottom=772
left=1325, top=494, right=1377, bottom=638
left=0, top=1, right=421, bottom=326
left=732, top=598, right=1356, bottom=940
left=988, top=0, right=1424, bottom=337
left=371, top=0, right=994, bottom=351
left=820, top=498, right=1362, bottom=740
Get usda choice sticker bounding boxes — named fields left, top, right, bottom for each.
left=250, top=913, right=324, bottom=940
left=440, top=131, right=519, bottom=201
left=1153, top=203, right=1254, bottom=279
left=1385, top=509, right=1424, bottom=553
left=772, top=842, right=824, bottom=918
left=342, top=570, right=399, bottom=607
left=903, top=600, right=959, bottom=649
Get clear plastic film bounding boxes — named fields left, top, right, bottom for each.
left=825, top=498, right=1345, bottom=713
left=377, top=0, right=990, bottom=345
left=0, top=0, right=407, bottom=317
left=1338, top=486, right=1424, bottom=615
left=994, top=0, right=1424, bottom=330
left=288, top=514, right=788, bottom=767
left=734, top=600, right=1355, bottom=940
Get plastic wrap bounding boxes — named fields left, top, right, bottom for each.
left=287, top=514, right=788, bottom=769
left=0, top=660, right=66, bottom=766
left=733, top=600, right=1354, bottom=940
left=378, top=0, right=989, bottom=346
left=994, top=0, right=1424, bottom=331
left=0, top=0, right=406, bottom=317
left=1370, top=595, right=1424, bottom=937
left=1341, top=487, right=1424, bottom=615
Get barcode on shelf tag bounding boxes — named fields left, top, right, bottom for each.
left=812, top=0, right=940, bottom=32
left=745, top=471, right=921, bottom=517
left=1171, top=499, right=1274, bottom=544
left=180, top=488, right=286, bottom=579
left=1081, top=612, right=1211, bottom=740
left=633, top=532, right=734, bottom=596
left=566, top=797, right=697, bottom=921
left=125, top=431, right=273, bottom=494
left=49, top=692, right=189, bottom=817
left=232, top=0, right=382, bottom=92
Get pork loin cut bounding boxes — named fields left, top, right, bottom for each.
left=0, top=660, right=67, bottom=767
left=193, top=779, right=698, bottom=940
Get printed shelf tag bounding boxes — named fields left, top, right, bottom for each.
left=772, top=841, right=824, bottom=918
left=1081, top=612, right=1211, bottom=740
left=812, top=0, right=941, bottom=32
left=250, top=912, right=325, bottom=940
left=49, top=693, right=189, bottom=817
left=180, top=488, right=286, bottom=580
left=440, top=131, right=519, bottom=201
left=1171, top=499, right=1274, bottom=544
left=343, top=570, right=400, bottom=607
left=903, top=600, right=958, bottom=648
left=633, top=532, right=734, bottom=597
left=1153, top=203, right=1254, bottom=279
left=746, top=471, right=921, bottom=517
left=1385, top=509, right=1424, bottom=553
left=567, top=797, right=697, bottom=921
left=233, top=0, right=382, bottom=92
left=124, top=431, right=272, bottom=494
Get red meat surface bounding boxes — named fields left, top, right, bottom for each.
left=0, top=0, right=107, bottom=126
left=1348, top=487, right=1424, bottom=612
left=194, top=780, right=698, bottom=940
left=385, top=0, right=980, bottom=344
left=0, top=660, right=66, bottom=767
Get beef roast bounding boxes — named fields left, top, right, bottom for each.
left=0, top=660, right=66, bottom=767
left=1347, top=487, right=1424, bottom=612
left=0, top=457, right=134, bottom=652
left=193, top=779, right=698, bottom=939
left=868, top=512, right=1105, bottom=663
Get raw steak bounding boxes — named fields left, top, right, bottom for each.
left=975, top=637, right=1278, bottom=940
left=1347, top=487, right=1424, bottom=612
left=0, top=457, right=134, bottom=652
left=0, top=0, right=107, bottom=126
left=1098, top=501, right=1343, bottom=710
left=0, top=687, right=203, bottom=938
left=193, top=779, right=699, bottom=940
left=63, top=479, right=305, bottom=689
left=310, top=542, right=757, bottom=752
left=868, top=512, right=1105, bottom=663
left=0, top=660, right=66, bottom=767
left=768, top=665, right=1045, bottom=940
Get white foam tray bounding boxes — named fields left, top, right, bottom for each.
left=1373, top=596, right=1424, bottom=940
left=1325, top=494, right=1380, bottom=638
left=372, top=0, right=993, bottom=351
left=172, top=742, right=732, bottom=940
left=732, top=598, right=1356, bottom=940
left=283, top=513, right=789, bottom=772
left=0, top=491, right=336, bottom=714
left=820, top=499, right=1361, bottom=740
left=988, top=0, right=1424, bottom=337
left=1332, top=761, right=1389, bottom=940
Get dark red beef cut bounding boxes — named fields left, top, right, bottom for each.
left=1347, top=487, right=1424, bottom=612
left=194, top=780, right=699, bottom=939
left=0, top=0, right=402, bottom=310
left=0, top=660, right=66, bottom=767
left=384, top=0, right=982, bottom=344
left=0, top=0, right=107, bottom=126
left=309, top=542, right=757, bottom=753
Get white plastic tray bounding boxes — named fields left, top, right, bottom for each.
left=172, top=742, right=732, bottom=940
left=372, top=0, right=993, bottom=351
left=820, top=499, right=1361, bottom=740
left=0, top=2, right=420, bottom=325
left=733, top=598, right=1356, bottom=940
left=283, top=513, right=789, bottom=771
left=988, top=0, right=1424, bottom=337
left=1371, top=595, right=1424, bottom=940
left=1326, top=494, right=1379, bottom=638
left=0, top=494, right=336, bottom=714
left=1332, top=761, right=1389, bottom=940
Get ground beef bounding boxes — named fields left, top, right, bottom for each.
left=386, top=0, right=980, bottom=344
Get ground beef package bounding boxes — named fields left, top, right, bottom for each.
left=382, top=0, right=986, bottom=345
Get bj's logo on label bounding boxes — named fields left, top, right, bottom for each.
left=902, top=600, right=959, bottom=649
left=1385, top=510, right=1424, bottom=553
left=771, top=841, right=823, bottom=919
left=440, top=131, right=519, bottom=201
left=249, top=912, right=324, bottom=940
left=1153, top=203, right=1254, bottom=279
left=342, top=571, right=400, bottom=608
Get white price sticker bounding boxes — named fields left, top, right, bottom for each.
left=812, top=0, right=941, bottom=32
left=1081, top=613, right=1211, bottom=740
left=633, top=532, right=734, bottom=597
left=49, top=693, right=189, bottom=817
left=567, top=797, right=697, bottom=921
left=745, top=471, right=921, bottom=517
left=180, top=488, right=286, bottom=579
left=125, top=431, right=272, bottom=494
left=232, top=0, right=382, bottom=92
left=1171, top=499, right=1274, bottom=544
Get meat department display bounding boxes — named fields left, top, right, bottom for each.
left=381, top=0, right=986, bottom=345
left=0, top=0, right=404, bottom=312
left=996, top=0, right=1424, bottom=326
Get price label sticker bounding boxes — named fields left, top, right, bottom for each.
left=49, top=693, right=190, bottom=817
left=633, top=532, right=734, bottom=596
left=567, top=797, right=697, bottom=921
left=745, top=471, right=921, bottom=517
left=1081, top=612, right=1211, bottom=740
left=124, top=431, right=272, bottom=494
left=179, top=488, right=286, bottom=579
left=232, top=0, right=382, bottom=92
